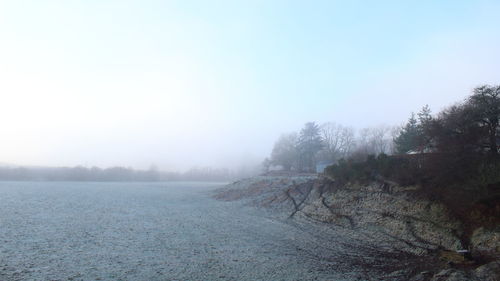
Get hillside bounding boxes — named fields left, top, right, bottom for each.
left=214, top=175, right=500, bottom=280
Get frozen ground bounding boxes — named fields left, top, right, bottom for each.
left=0, top=181, right=371, bottom=281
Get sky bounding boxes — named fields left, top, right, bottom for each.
left=0, top=0, right=499, bottom=171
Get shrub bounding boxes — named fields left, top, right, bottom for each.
left=325, top=153, right=422, bottom=186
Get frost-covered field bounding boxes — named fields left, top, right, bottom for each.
left=0, top=181, right=353, bottom=281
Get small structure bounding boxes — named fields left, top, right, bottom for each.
left=389, top=145, right=440, bottom=170
left=406, top=146, right=434, bottom=155
left=316, top=161, right=334, bottom=173
left=268, top=164, right=285, bottom=171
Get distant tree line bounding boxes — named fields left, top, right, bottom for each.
left=0, top=165, right=256, bottom=182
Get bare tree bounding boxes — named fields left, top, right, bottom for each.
left=389, top=125, right=402, bottom=154
left=357, top=127, right=374, bottom=155
left=369, top=125, right=393, bottom=155
left=319, top=122, right=355, bottom=162
left=352, top=126, right=394, bottom=160
left=469, top=85, right=500, bottom=156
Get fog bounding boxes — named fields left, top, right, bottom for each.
left=1, top=1, right=499, bottom=172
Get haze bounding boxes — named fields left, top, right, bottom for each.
left=1, top=0, right=499, bottom=171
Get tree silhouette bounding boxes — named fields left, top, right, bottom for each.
left=297, top=122, right=323, bottom=172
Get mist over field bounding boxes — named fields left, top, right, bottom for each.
left=1, top=1, right=499, bottom=173
left=2, top=2, right=500, bottom=281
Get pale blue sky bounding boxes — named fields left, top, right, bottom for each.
left=1, top=0, right=499, bottom=170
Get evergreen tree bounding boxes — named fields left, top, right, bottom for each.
left=417, top=104, right=433, bottom=150
left=394, top=113, right=420, bottom=153
left=270, top=133, right=299, bottom=171
left=417, top=104, right=432, bottom=125
left=297, top=122, right=323, bottom=172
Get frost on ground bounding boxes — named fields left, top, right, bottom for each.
left=0, top=180, right=496, bottom=281
left=0, top=181, right=356, bottom=281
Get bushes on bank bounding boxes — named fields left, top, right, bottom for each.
left=324, top=152, right=500, bottom=190
left=324, top=153, right=421, bottom=186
